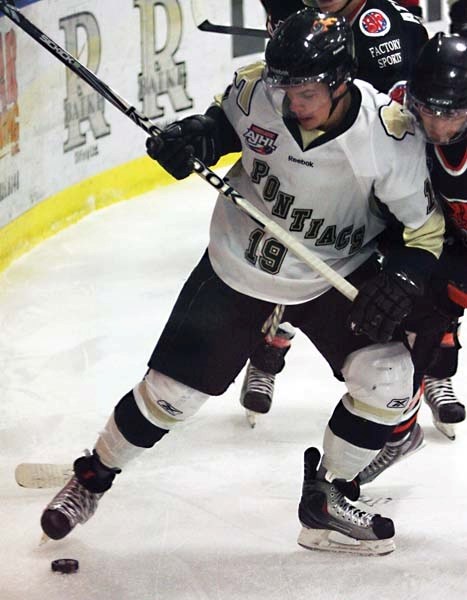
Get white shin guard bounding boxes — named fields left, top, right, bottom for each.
left=95, top=413, right=146, bottom=471
left=321, top=425, right=379, bottom=481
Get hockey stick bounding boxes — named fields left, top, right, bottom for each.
left=197, top=21, right=268, bottom=38
left=14, top=462, right=395, bottom=510
left=0, top=0, right=357, bottom=301
left=191, top=0, right=268, bottom=38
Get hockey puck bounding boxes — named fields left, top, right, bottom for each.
left=51, top=558, right=79, bottom=574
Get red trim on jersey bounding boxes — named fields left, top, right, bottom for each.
left=393, top=413, right=418, bottom=434
left=447, top=282, right=467, bottom=309
left=440, top=331, right=456, bottom=347
left=435, top=145, right=467, bottom=176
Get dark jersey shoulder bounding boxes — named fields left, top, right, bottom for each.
left=350, top=0, right=428, bottom=92
left=427, top=141, right=467, bottom=234
left=259, top=0, right=304, bottom=34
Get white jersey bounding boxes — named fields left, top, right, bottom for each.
left=208, top=64, right=437, bottom=305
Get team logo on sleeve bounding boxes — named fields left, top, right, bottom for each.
left=243, top=124, right=278, bottom=155
left=359, top=10, right=391, bottom=36
left=380, top=101, right=415, bottom=139
left=447, top=200, right=467, bottom=232
left=311, top=17, right=338, bottom=33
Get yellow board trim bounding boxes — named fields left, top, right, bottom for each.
left=0, top=153, right=239, bottom=273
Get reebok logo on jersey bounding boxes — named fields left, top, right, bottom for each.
left=243, top=124, right=278, bottom=155
left=288, top=155, right=314, bottom=168
left=359, top=9, right=391, bottom=37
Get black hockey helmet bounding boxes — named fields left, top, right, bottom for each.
left=406, top=33, right=467, bottom=144
left=263, top=8, right=357, bottom=91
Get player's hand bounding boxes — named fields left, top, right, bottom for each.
left=146, top=115, right=218, bottom=180
left=348, top=270, right=423, bottom=343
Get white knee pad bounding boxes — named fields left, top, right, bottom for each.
left=341, top=342, right=414, bottom=426
left=133, top=369, right=209, bottom=430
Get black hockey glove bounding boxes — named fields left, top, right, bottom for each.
left=348, top=270, right=424, bottom=343
left=146, top=115, right=220, bottom=180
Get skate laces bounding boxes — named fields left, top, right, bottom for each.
left=47, top=475, right=102, bottom=528
left=246, top=364, right=275, bottom=396
left=424, top=377, right=456, bottom=408
left=330, top=487, right=374, bottom=528
left=362, top=444, right=400, bottom=478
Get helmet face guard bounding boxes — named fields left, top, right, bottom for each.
left=262, top=75, right=339, bottom=121
left=406, top=90, right=467, bottom=144
left=406, top=33, right=467, bottom=144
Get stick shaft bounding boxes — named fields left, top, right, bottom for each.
left=198, top=19, right=268, bottom=38
left=0, top=0, right=357, bottom=301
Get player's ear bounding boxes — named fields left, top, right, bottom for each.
left=332, top=81, right=348, bottom=99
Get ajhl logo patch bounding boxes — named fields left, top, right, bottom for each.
left=359, top=9, right=391, bottom=37
left=243, top=124, right=278, bottom=155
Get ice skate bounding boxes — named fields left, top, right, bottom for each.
left=424, top=376, right=465, bottom=440
left=240, top=324, right=295, bottom=427
left=41, top=450, right=120, bottom=540
left=297, top=447, right=395, bottom=556
left=358, top=422, right=424, bottom=485
left=240, top=364, right=276, bottom=427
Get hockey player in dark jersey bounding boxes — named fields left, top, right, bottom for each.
left=450, top=0, right=467, bottom=36
left=241, top=0, right=428, bottom=422
left=359, top=33, right=467, bottom=483
left=40, top=10, right=445, bottom=555
left=260, top=0, right=427, bottom=92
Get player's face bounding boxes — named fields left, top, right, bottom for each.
left=312, top=0, right=354, bottom=15
left=418, top=107, right=467, bottom=145
left=315, top=0, right=346, bottom=11
left=286, top=82, right=333, bottom=129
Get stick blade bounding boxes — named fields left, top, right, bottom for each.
left=15, top=463, right=73, bottom=488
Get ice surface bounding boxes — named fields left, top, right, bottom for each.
left=1, top=173, right=466, bottom=600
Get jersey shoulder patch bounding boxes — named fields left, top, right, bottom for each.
left=379, top=100, right=415, bottom=140
left=359, top=8, right=392, bottom=37
left=232, top=61, right=265, bottom=116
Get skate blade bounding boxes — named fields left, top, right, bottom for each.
left=245, top=410, right=257, bottom=428
left=433, top=420, right=456, bottom=441
left=297, top=526, right=395, bottom=556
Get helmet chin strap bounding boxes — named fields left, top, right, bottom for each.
left=326, top=85, right=350, bottom=121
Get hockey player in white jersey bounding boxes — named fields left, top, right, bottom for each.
left=40, top=9, right=445, bottom=555
left=243, top=0, right=429, bottom=422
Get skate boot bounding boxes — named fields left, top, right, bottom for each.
left=358, top=422, right=424, bottom=485
left=240, top=364, right=276, bottom=415
left=424, top=376, right=465, bottom=440
left=297, top=447, right=395, bottom=556
left=41, top=450, right=120, bottom=540
left=240, top=324, right=295, bottom=427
